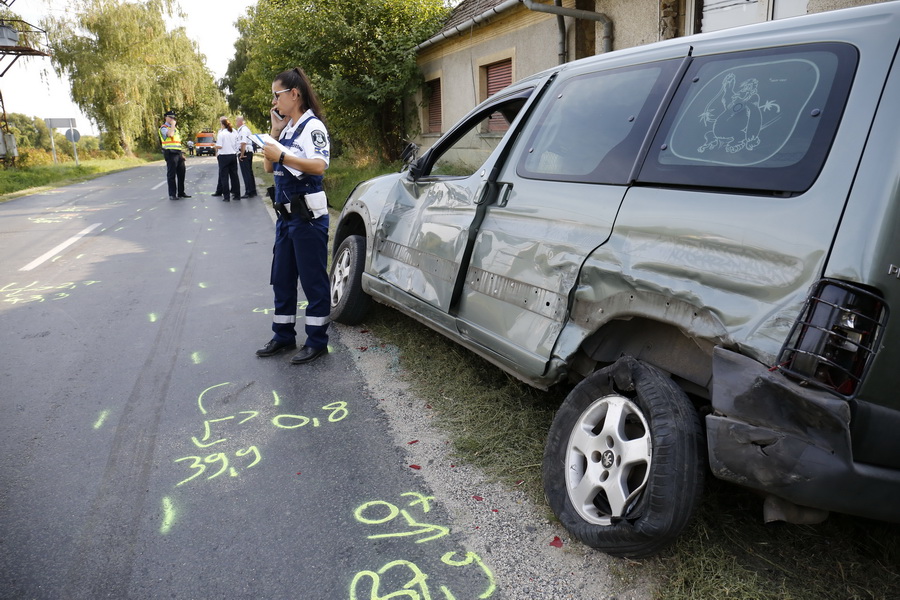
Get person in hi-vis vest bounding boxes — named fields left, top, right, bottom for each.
left=159, top=110, right=191, bottom=200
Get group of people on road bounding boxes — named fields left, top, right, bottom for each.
left=211, top=115, right=258, bottom=201
left=158, top=111, right=258, bottom=202
left=158, top=66, right=331, bottom=367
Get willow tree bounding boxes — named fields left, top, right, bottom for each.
left=43, top=0, right=225, bottom=154
left=222, top=0, right=448, bottom=161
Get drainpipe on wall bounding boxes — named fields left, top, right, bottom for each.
left=554, top=0, right=567, bottom=64
left=521, top=0, right=613, bottom=54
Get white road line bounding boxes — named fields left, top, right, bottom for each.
left=153, top=166, right=191, bottom=190
left=19, top=223, right=103, bottom=271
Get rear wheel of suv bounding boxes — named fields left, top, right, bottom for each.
left=329, top=235, right=372, bottom=325
left=543, top=356, right=704, bottom=558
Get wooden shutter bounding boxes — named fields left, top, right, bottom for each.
left=427, top=79, right=442, bottom=134
left=486, top=60, right=512, bottom=132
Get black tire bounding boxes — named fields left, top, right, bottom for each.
left=329, top=235, right=373, bottom=325
left=543, top=356, right=705, bottom=558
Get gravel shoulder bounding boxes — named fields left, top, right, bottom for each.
left=336, top=324, right=655, bottom=600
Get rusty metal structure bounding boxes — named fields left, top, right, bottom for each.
left=0, top=1, right=51, bottom=166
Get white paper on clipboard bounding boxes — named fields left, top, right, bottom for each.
left=252, top=133, right=302, bottom=176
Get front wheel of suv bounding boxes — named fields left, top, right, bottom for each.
left=329, top=234, right=372, bottom=325
left=543, top=356, right=705, bottom=558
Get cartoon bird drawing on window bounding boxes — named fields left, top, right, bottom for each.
left=698, top=73, right=781, bottom=154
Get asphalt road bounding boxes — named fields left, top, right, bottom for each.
left=0, top=158, right=499, bottom=599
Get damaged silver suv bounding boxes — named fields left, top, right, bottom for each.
left=329, top=3, right=900, bottom=557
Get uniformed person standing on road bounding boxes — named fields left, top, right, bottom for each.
left=159, top=110, right=191, bottom=200
left=236, top=116, right=258, bottom=198
left=256, top=67, right=331, bottom=365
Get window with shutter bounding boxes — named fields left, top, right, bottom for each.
left=427, top=79, right=442, bottom=134
left=485, top=60, right=512, bottom=132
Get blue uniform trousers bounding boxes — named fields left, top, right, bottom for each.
left=270, top=213, right=330, bottom=349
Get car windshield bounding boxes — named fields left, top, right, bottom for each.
left=198, top=135, right=213, bottom=143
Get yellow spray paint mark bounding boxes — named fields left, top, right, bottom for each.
left=93, top=410, right=110, bottom=430
left=169, top=267, right=177, bottom=273
left=272, top=390, right=281, bottom=406
left=160, top=497, right=176, bottom=534
left=198, top=282, right=208, bottom=289
left=149, top=313, right=158, bottom=323
left=197, top=382, right=230, bottom=415
left=191, top=352, right=203, bottom=364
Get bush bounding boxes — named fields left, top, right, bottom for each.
left=15, top=148, right=55, bottom=168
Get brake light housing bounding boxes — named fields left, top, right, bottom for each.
left=777, top=279, right=888, bottom=399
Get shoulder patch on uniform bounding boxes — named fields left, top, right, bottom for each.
left=311, top=130, right=327, bottom=148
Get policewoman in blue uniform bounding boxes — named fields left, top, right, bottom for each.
left=256, top=67, right=331, bottom=365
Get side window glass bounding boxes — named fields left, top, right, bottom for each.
left=640, top=43, right=857, bottom=193
left=517, top=61, right=678, bottom=184
left=425, top=95, right=530, bottom=178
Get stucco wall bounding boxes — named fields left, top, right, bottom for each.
left=808, top=0, right=889, bottom=13
left=594, top=0, right=661, bottom=51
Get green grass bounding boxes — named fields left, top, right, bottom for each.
left=0, top=156, right=154, bottom=199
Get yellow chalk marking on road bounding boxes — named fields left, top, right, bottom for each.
left=93, top=410, right=110, bottom=430
left=160, top=497, right=176, bottom=534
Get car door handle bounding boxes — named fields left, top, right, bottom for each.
left=497, top=183, right=512, bottom=207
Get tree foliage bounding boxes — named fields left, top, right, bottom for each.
left=43, top=0, right=227, bottom=155
left=221, top=0, right=448, bottom=161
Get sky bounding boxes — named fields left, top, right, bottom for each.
left=1, top=0, right=256, bottom=136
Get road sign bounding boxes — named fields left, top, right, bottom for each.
left=65, top=128, right=81, bottom=143
left=44, top=118, right=77, bottom=129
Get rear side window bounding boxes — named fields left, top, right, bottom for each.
left=517, top=60, right=681, bottom=184
left=639, top=43, right=858, bottom=193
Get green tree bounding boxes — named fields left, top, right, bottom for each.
left=6, top=114, right=50, bottom=150
left=43, top=0, right=226, bottom=155
left=222, top=0, right=448, bottom=161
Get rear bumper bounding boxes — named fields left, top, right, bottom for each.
left=706, top=347, right=900, bottom=523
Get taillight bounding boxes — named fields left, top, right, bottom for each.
left=776, top=279, right=888, bottom=398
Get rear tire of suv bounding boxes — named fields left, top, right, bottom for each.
left=543, top=356, right=704, bottom=558
left=329, top=234, right=372, bottom=325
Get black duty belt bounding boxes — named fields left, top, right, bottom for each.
left=274, top=202, right=291, bottom=220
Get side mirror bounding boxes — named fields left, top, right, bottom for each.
left=400, top=141, right=419, bottom=165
